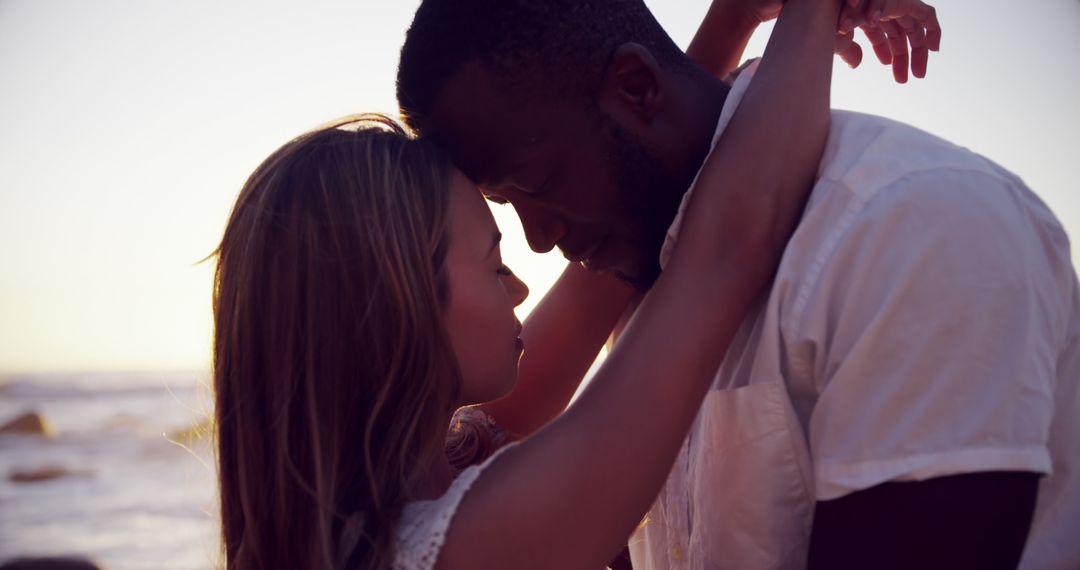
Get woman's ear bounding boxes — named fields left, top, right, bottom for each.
left=597, top=43, right=665, bottom=127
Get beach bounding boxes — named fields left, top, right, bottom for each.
left=0, top=372, right=219, bottom=569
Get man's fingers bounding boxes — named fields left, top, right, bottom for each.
left=862, top=22, right=892, bottom=65
left=881, top=19, right=909, bottom=83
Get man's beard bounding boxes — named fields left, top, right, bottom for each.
left=607, top=123, right=690, bottom=289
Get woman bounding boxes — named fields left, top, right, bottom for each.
left=212, top=0, right=939, bottom=568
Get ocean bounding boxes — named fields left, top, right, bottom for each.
left=0, top=371, right=220, bottom=569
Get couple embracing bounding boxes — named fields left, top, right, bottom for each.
left=210, top=0, right=1080, bottom=568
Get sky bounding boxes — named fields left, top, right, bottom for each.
left=0, top=0, right=1077, bottom=373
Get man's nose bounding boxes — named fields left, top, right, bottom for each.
left=514, top=202, right=567, bottom=254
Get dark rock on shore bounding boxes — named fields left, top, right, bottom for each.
left=9, top=466, right=91, bottom=484
left=0, top=411, right=51, bottom=436
left=0, top=557, right=102, bottom=570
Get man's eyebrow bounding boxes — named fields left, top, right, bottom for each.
left=486, top=231, right=502, bottom=258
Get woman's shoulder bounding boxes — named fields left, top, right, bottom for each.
left=394, top=441, right=517, bottom=569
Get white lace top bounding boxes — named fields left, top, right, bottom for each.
left=336, top=406, right=515, bottom=570
left=391, top=443, right=516, bottom=569
left=390, top=444, right=516, bottom=570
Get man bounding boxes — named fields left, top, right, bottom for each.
left=395, top=0, right=1080, bottom=568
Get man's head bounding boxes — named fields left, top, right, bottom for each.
left=397, top=0, right=728, bottom=286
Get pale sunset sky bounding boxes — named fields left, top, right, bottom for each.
left=0, top=0, right=1077, bottom=373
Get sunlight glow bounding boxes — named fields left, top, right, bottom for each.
left=1, top=0, right=1077, bottom=373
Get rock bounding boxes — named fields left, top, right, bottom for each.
left=0, top=412, right=50, bottom=436
left=8, top=466, right=90, bottom=484
left=0, top=557, right=102, bottom=570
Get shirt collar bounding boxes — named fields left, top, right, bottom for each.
left=658, top=59, right=762, bottom=269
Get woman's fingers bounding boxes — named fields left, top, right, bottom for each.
left=863, top=21, right=893, bottom=65
left=880, top=19, right=910, bottom=83
left=864, top=0, right=890, bottom=22
left=838, top=0, right=863, bottom=34
left=923, top=4, right=942, bottom=51
left=903, top=16, right=930, bottom=78
left=849, top=0, right=940, bottom=82
left=835, top=33, right=865, bottom=69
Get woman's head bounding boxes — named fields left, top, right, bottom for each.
left=443, top=168, right=529, bottom=404
left=212, top=114, right=526, bottom=569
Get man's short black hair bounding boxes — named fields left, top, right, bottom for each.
left=396, top=0, right=691, bottom=134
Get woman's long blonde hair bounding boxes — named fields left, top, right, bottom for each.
left=212, top=115, right=461, bottom=569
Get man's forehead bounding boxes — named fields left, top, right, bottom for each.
left=428, top=61, right=551, bottom=185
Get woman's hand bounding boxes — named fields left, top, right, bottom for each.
left=744, top=0, right=784, bottom=24
left=739, top=0, right=941, bottom=82
left=838, top=0, right=942, bottom=82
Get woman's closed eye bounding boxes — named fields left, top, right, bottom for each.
left=496, top=265, right=514, bottom=277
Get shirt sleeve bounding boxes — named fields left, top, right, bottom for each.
left=795, top=167, right=1066, bottom=501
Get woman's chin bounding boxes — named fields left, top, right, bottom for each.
left=461, top=371, right=519, bottom=407
left=497, top=373, right=519, bottom=401
left=492, top=366, right=520, bottom=402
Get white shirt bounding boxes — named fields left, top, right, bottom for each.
left=630, top=61, right=1080, bottom=570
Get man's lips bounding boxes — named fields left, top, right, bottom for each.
left=560, top=237, right=606, bottom=264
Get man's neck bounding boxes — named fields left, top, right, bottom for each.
left=672, top=71, right=732, bottom=203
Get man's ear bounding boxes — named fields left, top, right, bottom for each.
left=598, top=43, right=664, bottom=126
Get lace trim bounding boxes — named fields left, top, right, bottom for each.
left=337, top=408, right=514, bottom=569
left=392, top=442, right=517, bottom=569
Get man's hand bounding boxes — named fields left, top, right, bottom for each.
left=838, top=0, right=942, bottom=82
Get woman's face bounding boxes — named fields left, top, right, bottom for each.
left=444, top=169, right=530, bottom=406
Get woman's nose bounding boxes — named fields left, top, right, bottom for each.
left=507, top=273, right=529, bottom=307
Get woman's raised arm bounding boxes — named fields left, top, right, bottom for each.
left=686, top=0, right=776, bottom=78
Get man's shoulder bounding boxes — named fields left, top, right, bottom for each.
left=817, top=110, right=1009, bottom=200
left=779, top=112, right=1068, bottom=305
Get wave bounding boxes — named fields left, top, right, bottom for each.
left=0, top=371, right=210, bottom=401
